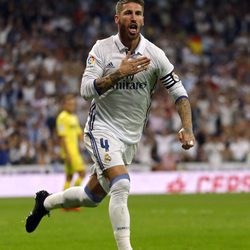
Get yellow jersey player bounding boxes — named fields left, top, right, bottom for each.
left=56, top=94, right=86, bottom=201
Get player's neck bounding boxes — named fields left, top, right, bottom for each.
left=64, top=109, right=73, bottom=114
left=119, top=34, right=140, bottom=53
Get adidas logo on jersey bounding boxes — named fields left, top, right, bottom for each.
left=106, top=62, right=115, bottom=68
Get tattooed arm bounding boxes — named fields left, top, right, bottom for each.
left=81, top=51, right=150, bottom=99
left=94, top=70, right=125, bottom=95
left=94, top=51, right=150, bottom=95
left=175, top=97, right=195, bottom=150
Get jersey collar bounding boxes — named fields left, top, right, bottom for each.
left=113, top=33, right=146, bottom=55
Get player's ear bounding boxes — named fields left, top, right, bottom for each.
left=114, top=15, right=119, bottom=24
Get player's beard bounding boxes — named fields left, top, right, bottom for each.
left=119, top=23, right=141, bottom=42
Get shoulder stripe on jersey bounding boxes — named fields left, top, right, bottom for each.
left=87, top=132, right=105, bottom=171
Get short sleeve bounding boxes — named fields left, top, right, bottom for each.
left=156, top=48, right=174, bottom=80
left=83, top=40, right=105, bottom=79
left=81, top=41, right=106, bottom=99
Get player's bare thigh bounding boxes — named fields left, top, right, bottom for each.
left=105, top=165, right=128, bottom=181
left=87, top=165, right=128, bottom=198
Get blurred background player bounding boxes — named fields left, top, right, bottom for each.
left=56, top=94, right=86, bottom=210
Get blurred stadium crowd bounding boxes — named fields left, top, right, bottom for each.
left=0, top=0, right=249, bottom=169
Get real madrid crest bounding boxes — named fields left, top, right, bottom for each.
left=104, top=153, right=112, bottom=163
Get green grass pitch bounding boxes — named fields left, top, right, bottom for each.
left=0, top=193, right=249, bottom=250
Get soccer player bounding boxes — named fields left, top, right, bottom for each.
left=56, top=94, right=86, bottom=205
left=25, top=1, right=195, bottom=250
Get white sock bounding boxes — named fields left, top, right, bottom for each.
left=44, top=186, right=100, bottom=210
left=109, top=178, right=133, bottom=250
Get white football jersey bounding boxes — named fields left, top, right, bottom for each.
left=81, top=34, right=188, bottom=144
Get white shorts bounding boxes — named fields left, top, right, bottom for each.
left=84, top=130, right=137, bottom=192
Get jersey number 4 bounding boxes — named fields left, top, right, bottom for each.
left=100, top=138, right=109, bottom=152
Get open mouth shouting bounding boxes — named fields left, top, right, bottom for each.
left=128, top=23, right=138, bottom=35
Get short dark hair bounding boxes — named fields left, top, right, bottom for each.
left=62, top=93, right=75, bottom=103
left=116, top=0, right=144, bottom=14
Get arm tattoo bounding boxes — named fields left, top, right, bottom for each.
left=175, top=98, right=193, bottom=130
left=95, top=70, right=124, bottom=95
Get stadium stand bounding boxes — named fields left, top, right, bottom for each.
left=0, top=0, right=249, bottom=170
